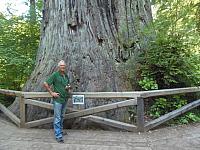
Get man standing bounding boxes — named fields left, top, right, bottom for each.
left=43, top=60, right=71, bottom=143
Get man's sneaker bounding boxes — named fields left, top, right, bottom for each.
left=56, top=138, right=64, bottom=143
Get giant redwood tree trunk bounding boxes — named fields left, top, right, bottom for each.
left=10, top=0, right=152, bottom=126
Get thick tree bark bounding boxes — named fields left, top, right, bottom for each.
left=10, top=0, right=152, bottom=127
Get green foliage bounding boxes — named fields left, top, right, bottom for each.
left=169, top=109, right=200, bottom=125
left=138, top=77, right=158, bottom=90
left=133, top=0, right=200, bottom=125
left=137, top=0, right=200, bottom=90
left=150, top=96, right=187, bottom=118
left=0, top=14, right=40, bottom=90
left=120, top=0, right=200, bottom=91
left=149, top=96, right=200, bottom=124
left=177, top=112, right=200, bottom=124
left=139, top=35, right=200, bottom=89
left=0, top=1, right=42, bottom=106
left=196, top=3, right=200, bottom=32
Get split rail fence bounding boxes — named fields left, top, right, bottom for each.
left=0, top=87, right=200, bottom=132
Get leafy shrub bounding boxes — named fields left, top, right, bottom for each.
left=138, top=34, right=200, bottom=89
left=149, top=95, right=200, bottom=124
left=139, top=77, right=158, bottom=90
left=150, top=96, right=187, bottom=118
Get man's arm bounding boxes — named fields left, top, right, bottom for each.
left=43, top=82, right=60, bottom=98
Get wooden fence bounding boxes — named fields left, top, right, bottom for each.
left=0, top=87, right=200, bottom=132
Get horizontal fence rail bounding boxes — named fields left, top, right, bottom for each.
left=0, top=89, right=22, bottom=96
left=1, top=86, right=200, bottom=98
left=139, top=87, right=200, bottom=98
left=22, top=91, right=142, bottom=99
left=0, top=87, right=200, bottom=131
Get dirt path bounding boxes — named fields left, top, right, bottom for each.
left=0, top=117, right=199, bottom=150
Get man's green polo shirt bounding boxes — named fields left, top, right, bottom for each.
left=46, top=71, right=70, bottom=103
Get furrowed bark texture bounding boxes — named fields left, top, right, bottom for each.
left=10, top=0, right=152, bottom=127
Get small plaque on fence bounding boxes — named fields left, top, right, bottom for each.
left=72, top=95, right=85, bottom=104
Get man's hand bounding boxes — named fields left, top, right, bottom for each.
left=51, top=92, right=60, bottom=98
left=43, top=82, right=60, bottom=98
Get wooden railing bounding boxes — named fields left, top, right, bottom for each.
left=0, top=87, right=200, bottom=132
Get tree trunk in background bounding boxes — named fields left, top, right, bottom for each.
left=10, top=0, right=152, bottom=128
left=29, top=0, right=36, bottom=23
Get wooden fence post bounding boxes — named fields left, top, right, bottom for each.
left=19, top=95, right=26, bottom=128
left=136, top=97, right=145, bottom=132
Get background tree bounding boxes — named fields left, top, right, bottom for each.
left=29, top=0, right=36, bottom=23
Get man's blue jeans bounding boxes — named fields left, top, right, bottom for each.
left=53, top=100, right=67, bottom=139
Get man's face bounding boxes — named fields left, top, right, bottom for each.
left=59, top=64, right=66, bottom=72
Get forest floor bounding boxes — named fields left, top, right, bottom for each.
left=0, top=116, right=199, bottom=150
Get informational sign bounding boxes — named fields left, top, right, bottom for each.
left=72, top=95, right=85, bottom=104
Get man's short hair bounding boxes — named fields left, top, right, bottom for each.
left=58, top=60, right=66, bottom=66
